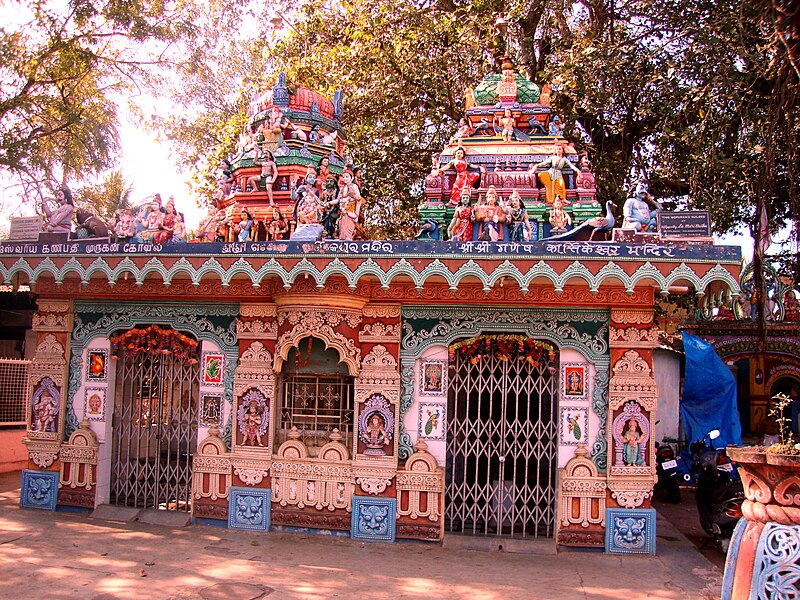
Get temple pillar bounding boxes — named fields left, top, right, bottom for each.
left=603, top=308, right=660, bottom=555
left=21, top=299, right=73, bottom=511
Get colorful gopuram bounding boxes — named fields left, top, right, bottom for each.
left=2, top=64, right=742, bottom=554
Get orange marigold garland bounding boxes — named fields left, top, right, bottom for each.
left=448, top=335, right=555, bottom=366
left=110, top=324, right=199, bottom=362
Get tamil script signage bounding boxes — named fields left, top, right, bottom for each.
left=658, top=211, right=712, bottom=238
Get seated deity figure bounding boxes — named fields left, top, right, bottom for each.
left=41, top=186, right=75, bottom=233
left=134, top=196, right=165, bottom=242
left=291, top=171, right=322, bottom=226
left=475, top=186, right=505, bottom=241
left=623, top=180, right=662, bottom=232
left=549, top=195, right=572, bottom=233
left=363, top=413, right=390, bottom=454
left=114, top=208, right=136, bottom=242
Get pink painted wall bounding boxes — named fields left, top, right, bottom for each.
left=0, top=429, right=27, bottom=473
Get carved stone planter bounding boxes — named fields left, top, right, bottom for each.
left=722, top=446, right=800, bottom=599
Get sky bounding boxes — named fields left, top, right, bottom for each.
left=116, top=106, right=206, bottom=229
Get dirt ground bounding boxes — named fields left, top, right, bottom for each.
left=652, top=487, right=727, bottom=571
left=1, top=471, right=724, bottom=599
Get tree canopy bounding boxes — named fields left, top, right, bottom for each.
left=4, top=0, right=797, bottom=281
left=0, top=0, right=201, bottom=207
left=155, top=0, right=797, bottom=267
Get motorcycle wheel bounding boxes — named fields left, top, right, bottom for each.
left=666, top=477, right=681, bottom=504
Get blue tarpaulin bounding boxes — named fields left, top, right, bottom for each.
left=681, top=331, right=742, bottom=448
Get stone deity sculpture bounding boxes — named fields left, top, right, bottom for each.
left=41, top=186, right=75, bottom=233
left=622, top=180, right=661, bottom=232
left=529, top=144, right=582, bottom=205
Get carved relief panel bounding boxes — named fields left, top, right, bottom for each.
left=24, top=330, right=70, bottom=468
left=353, top=345, right=401, bottom=494
left=231, top=340, right=275, bottom=487
left=396, top=439, right=445, bottom=542
left=192, top=428, right=232, bottom=521
left=556, top=444, right=607, bottom=548
left=606, top=349, right=658, bottom=509
left=58, top=419, right=98, bottom=509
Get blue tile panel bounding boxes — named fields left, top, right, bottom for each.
left=351, top=496, right=397, bottom=542
left=228, top=486, right=271, bottom=531
left=20, top=470, right=59, bottom=511
left=605, top=507, right=656, bottom=555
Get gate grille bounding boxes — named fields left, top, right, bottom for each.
left=445, top=346, right=558, bottom=537
left=111, top=352, right=199, bottom=511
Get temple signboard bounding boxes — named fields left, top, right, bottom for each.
left=9, top=217, right=43, bottom=241
left=657, top=211, right=712, bottom=238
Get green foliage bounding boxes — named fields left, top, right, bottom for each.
left=767, top=393, right=800, bottom=455
left=73, top=170, right=133, bottom=223
left=0, top=0, right=198, bottom=205
left=154, top=0, right=798, bottom=254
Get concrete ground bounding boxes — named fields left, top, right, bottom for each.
left=0, top=471, right=722, bottom=600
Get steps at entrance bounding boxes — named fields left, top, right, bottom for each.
left=89, top=505, right=191, bottom=528
left=137, top=508, right=191, bottom=528
left=443, top=534, right=557, bottom=555
left=89, top=505, right=142, bottom=523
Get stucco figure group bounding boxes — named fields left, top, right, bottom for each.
left=113, top=194, right=187, bottom=244
left=290, top=161, right=362, bottom=240
left=447, top=187, right=534, bottom=242
left=623, top=180, right=662, bottom=232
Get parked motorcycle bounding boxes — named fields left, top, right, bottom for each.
left=655, top=442, right=682, bottom=503
left=694, top=430, right=744, bottom=553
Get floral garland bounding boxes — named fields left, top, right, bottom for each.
left=449, top=335, right=555, bottom=366
left=110, top=324, right=199, bottom=362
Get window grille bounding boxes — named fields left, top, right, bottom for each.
left=0, top=359, right=29, bottom=427
left=280, top=374, right=354, bottom=454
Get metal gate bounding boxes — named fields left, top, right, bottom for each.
left=445, top=343, right=558, bottom=537
left=111, top=352, right=199, bottom=511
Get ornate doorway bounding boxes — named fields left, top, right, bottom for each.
left=445, top=336, right=558, bottom=537
left=110, top=326, right=199, bottom=511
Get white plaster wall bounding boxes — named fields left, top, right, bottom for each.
left=404, top=344, right=448, bottom=468
left=557, top=348, right=597, bottom=469
left=72, top=338, right=115, bottom=505
left=653, top=348, right=681, bottom=443
left=197, top=340, right=229, bottom=443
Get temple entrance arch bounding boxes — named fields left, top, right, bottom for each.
left=445, top=334, right=558, bottom=537
left=109, top=325, right=199, bottom=512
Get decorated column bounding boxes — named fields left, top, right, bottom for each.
left=21, top=299, right=73, bottom=511
left=604, top=308, right=660, bottom=555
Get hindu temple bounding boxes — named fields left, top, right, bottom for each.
left=1, top=63, right=743, bottom=555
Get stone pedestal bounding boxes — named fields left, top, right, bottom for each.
left=723, top=447, right=800, bottom=599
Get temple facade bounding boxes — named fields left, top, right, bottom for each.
left=3, top=70, right=743, bottom=554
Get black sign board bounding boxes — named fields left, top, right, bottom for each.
left=658, top=211, right=712, bottom=238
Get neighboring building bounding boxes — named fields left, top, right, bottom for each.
left=683, top=262, right=800, bottom=435
left=2, top=71, right=742, bottom=555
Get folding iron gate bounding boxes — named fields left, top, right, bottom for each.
left=111, top=352, right=199, bottom=511
left=445, top=345, right=558, bottom=537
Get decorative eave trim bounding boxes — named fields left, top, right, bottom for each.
left=2, top=254, right=741, bottom=298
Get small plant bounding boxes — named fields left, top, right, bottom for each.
left=766, top=393, right=800, bottom=455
